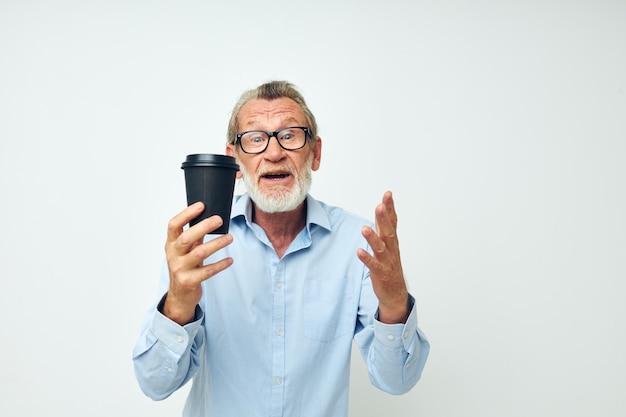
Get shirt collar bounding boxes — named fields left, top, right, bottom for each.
left=231, top=193, right=332, bottom=232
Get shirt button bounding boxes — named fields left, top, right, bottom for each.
left=403, top=330, right=409, bottom=339
left=275, top=329, right=283, bottom=336
left=275, top=282, right=283, bottom=289
left=176, top=335, right=184, bottom=343
left=166, top=367, right=173, bottom=373
left=387, top=334, right=396, bottom=341
left=274, top=377, right=282, bottom=385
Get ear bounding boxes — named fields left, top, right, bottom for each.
left=226, top=144, right=244, bottom=179
left=311, top=136, right=322, bottom=171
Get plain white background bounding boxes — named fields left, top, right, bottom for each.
left=1, top=0, right=624, bottom=416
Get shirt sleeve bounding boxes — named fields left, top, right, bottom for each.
left=354, top=293, right=430, bottom=394
left=132, top=293, right=205, bottom=400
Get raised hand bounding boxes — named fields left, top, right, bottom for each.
left=357, top=191, right=410, bottom=324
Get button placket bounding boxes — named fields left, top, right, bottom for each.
left=270, top=257, right=286, bottom=412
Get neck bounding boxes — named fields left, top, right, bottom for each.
left=252, top=200, right=307, bottom=258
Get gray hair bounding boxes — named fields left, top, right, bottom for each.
left=226, top=80, right=318, bottom=145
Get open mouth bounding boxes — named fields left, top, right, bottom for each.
left=261, top=172, right=291, bottom=180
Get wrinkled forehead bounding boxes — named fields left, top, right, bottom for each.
left=238, top=98, right=306, bottom=131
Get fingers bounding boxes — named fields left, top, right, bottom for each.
left=361, top=225, right=387, bottom=255
left=178, top=233, right=234, bottom=274
left=369, top=192, right=399, bottom=264
left=382, top=190, right=398, bottom=230
left=375, top=191, right=398, bottom=240
left=358, top=191, right=401, bottom=280
left=167, top=203, right=227, bottom=256
left=358, top=225, right=401, bottom=289
left=172, top=246, right=234, bottom=292
left=167, top=202, right=204, bottom=243
left=177, top=215, right=225, bottom=250
left=165, top=203, right=234, bottom=289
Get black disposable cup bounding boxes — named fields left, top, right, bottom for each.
left=181, top=154, right=239, bottom=234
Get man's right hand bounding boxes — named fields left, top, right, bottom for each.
left=163, top=202, right=234, bottom=325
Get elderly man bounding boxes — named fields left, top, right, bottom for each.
left=133, top=80, right=429, bottom=417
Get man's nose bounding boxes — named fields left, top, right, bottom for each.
left=264, top=136, right=285, bottom=159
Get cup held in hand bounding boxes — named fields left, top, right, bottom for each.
left=181, top=154, right=239, bottom=234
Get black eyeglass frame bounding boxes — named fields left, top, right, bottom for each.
left=234, top=126, right=312, bottom=154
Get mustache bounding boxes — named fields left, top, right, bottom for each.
left=256, top=164, right=296, bottom=177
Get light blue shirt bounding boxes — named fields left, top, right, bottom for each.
left=133, top=194, right=429, bottom=417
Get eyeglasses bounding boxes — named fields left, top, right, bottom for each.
left=234, top=126, right=311, bottom=154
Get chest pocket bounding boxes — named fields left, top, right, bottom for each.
left=303, top=275, right=355, bottom=342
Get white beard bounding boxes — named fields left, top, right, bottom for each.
left=238, top=152, right=313, bottom=214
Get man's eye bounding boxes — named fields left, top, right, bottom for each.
left=250, top=136, right=265, bottom=143
left=244, top=134, right=266, bottom=144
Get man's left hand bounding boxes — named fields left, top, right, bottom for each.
left=357, top=191, right=410, bottom=324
